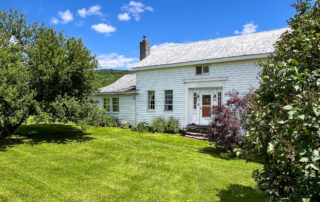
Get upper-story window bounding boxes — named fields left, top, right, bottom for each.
left=148, top=91, right=155, bottom=110
left=196, top=65, right=209, bottom=75
left=164, top=90, right=173, bottom=111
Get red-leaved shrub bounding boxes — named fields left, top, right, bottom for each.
left=209, top=90, right=253, bottom=151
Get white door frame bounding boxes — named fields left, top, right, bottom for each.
left=188, top=88, right=223, bottom=125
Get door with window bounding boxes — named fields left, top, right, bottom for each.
left=200, top=89, right=223, bottom=125
left=189, top=89, right=223, bottom=125
left=199, top=90, right=212, bottom=125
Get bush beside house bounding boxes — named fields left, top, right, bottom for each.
left=243, top=1, right=320, bottom=200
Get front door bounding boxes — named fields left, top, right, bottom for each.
left=189, top=89, right=223, bottom=125
left=200, top=90, right=212, bottom=125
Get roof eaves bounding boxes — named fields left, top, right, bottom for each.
left=132, top=53, right=270, bottom=71
left=94, top=90, right=138, bottom=95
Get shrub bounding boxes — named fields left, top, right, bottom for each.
left=209, top=91, right=253, bottom=152
left=121, top=120, right=129, bottom=129
left=210, top=105, right=242, bottom=152
left=137, top=122, right=149, bottom=133
left=100, top=115, right=118, bottom=127
left=150, top=117, right=165, bottom=133
left=179, top=127, right=187, bottom=136
left=130, top=125, right=138, bottom=132
left=243, top=1, right=320, bottom=200
left=165, top=117, right=180, bottom=134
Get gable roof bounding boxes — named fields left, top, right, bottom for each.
left=97, top=74, right=136, bottom=94
left=133, top=28, right=288, bottom=69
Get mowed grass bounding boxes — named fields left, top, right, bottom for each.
left=0, top=124, right=266, bottom=201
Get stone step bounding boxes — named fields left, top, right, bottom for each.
left=186, top=132, right=208, bottom=137
left=186, top=125, right=210, bottom=134
left=185, top=135, right=208, bottom=141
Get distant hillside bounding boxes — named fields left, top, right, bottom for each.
left=95, top=69, right=129, bottom=89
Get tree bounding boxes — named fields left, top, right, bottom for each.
left=0, top=9, right=102, bottom=137
left=243, top=0, right=320, bottom=200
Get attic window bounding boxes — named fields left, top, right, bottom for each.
left=196, top=66, right=209, bottom=75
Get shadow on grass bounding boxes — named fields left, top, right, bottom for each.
left=217, top=184, right=267, bottom=202
left=199, top=146, right=236, bottom=160
left=0, top=124, right=93, bottom=151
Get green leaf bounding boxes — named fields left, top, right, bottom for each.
left=283, top=105, right=293, bottom=110
left=267, top=143, right=274, bottom=154
left=313, top=107, right=320, bottom=117
left=300, top=157, right=309, bottom=163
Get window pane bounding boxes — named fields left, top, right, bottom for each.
left=196, top=66, right=202, bottom=75
left=203, top=66, right=209, bottom=73
left=202, top=95, right=211, bottom=105
left=148, top=91, right=155, bottom=110
left=103, top=98, right=110, bottom=112
left=218, top=92, right=222, bottom=106
left=193, top=93, right=197, bottom=109
left=112, top=98, right=119, bottom=112
left=165, top=90, right=173, bottom=111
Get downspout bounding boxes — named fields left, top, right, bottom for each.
left=134, top=95, right=137, bottom=125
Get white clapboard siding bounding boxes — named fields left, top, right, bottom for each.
left=135, top=60, right=261, bottom=127
left=92, top=95, right=136, bottom=125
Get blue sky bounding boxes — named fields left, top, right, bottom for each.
left=1, top=0, right=300, bottom=69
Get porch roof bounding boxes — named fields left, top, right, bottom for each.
left=96, top=74, right=137, bottom=94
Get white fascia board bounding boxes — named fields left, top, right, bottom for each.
left=132, top=53, right=269, bottom=71
left=94, top=91, right=138, bottom=95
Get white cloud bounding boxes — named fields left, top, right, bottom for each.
left=97, top=53, right=139, bottom=69
left=151, top=42, right=180, bottom=52
left=120, top=1, right=154, bottom=21
left=91, top=23, right=116, bottom=36
left=58, top=10, right=73, bottom=24
left=234, top=21, right=258, bottom=35
left=78, top=5, right=103, bottom=18
left=118, top=13, right=131, bottom=21
left=51, top=17, right=59, bottom=25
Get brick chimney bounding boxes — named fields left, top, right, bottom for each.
left=140, top=35, right=150, bottom=61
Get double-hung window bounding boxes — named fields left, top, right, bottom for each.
left=164, top=90, right=173, bottom=111
left=103, top=98, right=111, bottom=112
left=112, top=98, right=119, bottom=112
left=196, top=65, right=209, bottom=75
left=103, top=97, right=119, bottom=112
left=148, top=91, right=155, bottom=110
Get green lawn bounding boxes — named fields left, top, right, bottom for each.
left=0, top=124, right=266, bottom=201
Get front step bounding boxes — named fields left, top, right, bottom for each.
left=185, top=135, right=208, bottom=141
left=185, top=124, right=210, bottom=141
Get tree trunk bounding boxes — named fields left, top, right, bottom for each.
left=0, top=117, right=27, bottom=137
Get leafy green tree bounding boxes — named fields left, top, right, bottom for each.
left=0, top=9, right=103, bottom=137
left=243, top=0, right=320, bottom=200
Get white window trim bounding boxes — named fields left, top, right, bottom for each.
left=196, top=65, right=210, bottom=75
left=147, top=90, right=155, bottom=111
left=104, top=97, right=120, bottom=113
left=164, top=90, right=173, bottom=112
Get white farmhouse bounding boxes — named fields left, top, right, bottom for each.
left=93, top=28, right=287, bottom=127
